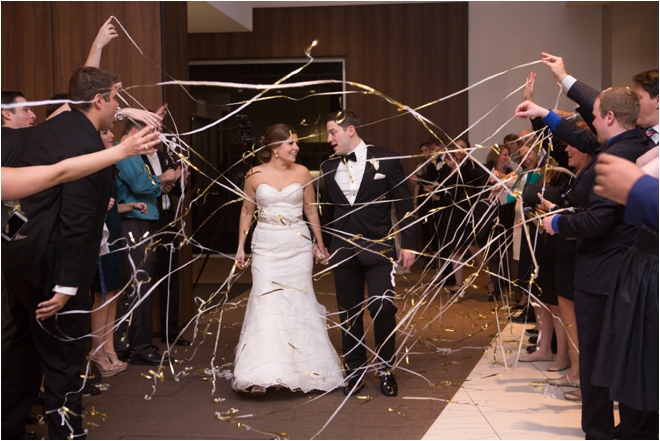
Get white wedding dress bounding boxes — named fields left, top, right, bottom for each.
left=232, top=183, right=344, bottom=392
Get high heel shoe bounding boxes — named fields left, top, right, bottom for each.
left=447, top=285, right=461, bottom=296
left=90, top=353, right=122, bottom=377
left=106, top=352, right=128, bottom=373
left=251, top=385, right=266, bottom=396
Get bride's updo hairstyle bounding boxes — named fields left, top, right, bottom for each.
left=256, top=124, right=298, bottom=164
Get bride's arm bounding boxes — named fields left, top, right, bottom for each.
left=236, top=172, right=257, bottom=269
left=301, top=171, right=328, bottom=262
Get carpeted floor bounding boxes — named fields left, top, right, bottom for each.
left=26, top=258, right=512, bottom=440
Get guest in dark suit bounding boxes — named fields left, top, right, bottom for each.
left=410, top=140, right=439, bottom=261
left=541, top=52, right=658, bottom=146
left=516, top=87, right=653, bottom=440
left=140, top=137, right=191, bottom=347
left=1, top=67, right=120, bottom=440
left=320, top=110, right=416, bottom=397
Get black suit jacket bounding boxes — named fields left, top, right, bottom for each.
left=320, top=145, right=416, bottom=261
left=567, top=80, right=600, bottom=132
left=141, top=150, right=182, bottom=215
left=553, top=123, right=652, bottom=294
left=2, top=111, right=111, bottom=294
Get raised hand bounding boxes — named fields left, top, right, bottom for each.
left=117, top=126, right=161, bottom=158
left=93, top=17, right=119, bottom=50
left=523, top=72, right=536, bottom=103
left=122, top=108, right=163, bottom=131
left=541, top=52, right=569, bottom=83
left=515, top=100, right=550, bottom=120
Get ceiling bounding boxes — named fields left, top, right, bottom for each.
left=187, top=1, right=438, bottom=33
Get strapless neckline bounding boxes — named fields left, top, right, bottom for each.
left=256, top=182, right=302, bottom=193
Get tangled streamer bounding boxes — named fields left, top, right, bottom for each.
left=3, top=16, right=581, bottom=440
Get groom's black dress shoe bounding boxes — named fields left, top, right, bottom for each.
left=378, top=370, right=398, bottom=397
left=343, top=377, right=366, bottom=396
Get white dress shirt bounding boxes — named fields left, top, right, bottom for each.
left=146, top=152, right=171, bottom=211
left=334, top=141, right=368, bottom=205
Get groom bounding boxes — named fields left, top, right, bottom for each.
left=320, top=110, right=416, bottom=397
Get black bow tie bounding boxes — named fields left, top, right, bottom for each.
left=342, top=152, right=357, bottom=162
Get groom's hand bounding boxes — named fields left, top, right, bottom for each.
left=397, top=249, right=415, bottom=272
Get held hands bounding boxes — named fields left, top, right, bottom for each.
left=541, top=52, right=569, bottom=83
left=36, top=293, right=70, bottom=321
left=119, top=126, right=161, bottom=158
left=235, top=248, right=246, bottom=269
left=594, top=153, right=645, bottom=205
left=515, top=101, right=550, bottom=120
left=313, top=243, right=330, bottom=264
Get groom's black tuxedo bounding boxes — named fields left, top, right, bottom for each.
left=320, top=145, right=415, bottom=373
left=320, top=145, right=416, bottom=257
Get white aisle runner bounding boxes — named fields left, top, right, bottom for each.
left=422, top=322, right=596, bottom=440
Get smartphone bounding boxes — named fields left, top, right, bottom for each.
left=2, top=209, right=28, bottom=241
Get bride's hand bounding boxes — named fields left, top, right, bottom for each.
left=235, top=249, right=246, bottom=269
left=313, top=244, right=329, bottom=264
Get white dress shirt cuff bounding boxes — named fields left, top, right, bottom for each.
left=561, top=75, right=577, bottom=94
left=53, top=285, right=77, bottom=296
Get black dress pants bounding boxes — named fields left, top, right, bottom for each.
left=2, top=274, right=89, bottom=439
left=119, top=218, right=157, bottom=357
left=155, top=210, right=181, bottom=341
left=333, top=250, right=397, bottom=374
left=575, top=290, right=614, bottom=439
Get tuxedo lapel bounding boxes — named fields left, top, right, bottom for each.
left=322, top=157, right=351, bottom=205
left=354, top=145, right=375, bottom=203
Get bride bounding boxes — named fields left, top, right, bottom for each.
left=233, top=124, right=344, bottom=395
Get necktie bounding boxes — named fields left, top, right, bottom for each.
left=343, top=152, right=357, bottom=162
left=646, top=127, right=656, bottom=139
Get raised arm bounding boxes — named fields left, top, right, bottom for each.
left=541, top=51, right=598, bottom=129
left=1, top=126, right=160, bottom=200
left=85, top=17, right=118, bottom=68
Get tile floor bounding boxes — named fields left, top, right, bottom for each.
left=421, top=322, right=617, bottom=440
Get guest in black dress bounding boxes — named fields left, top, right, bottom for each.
left=89, top=129, right=147, bottom=376
left=435, top=138, right=494, bottom=295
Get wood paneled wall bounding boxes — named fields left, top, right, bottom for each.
left=1, top=1, right=194, bottom=327
left=2, top=2, right=168, bottom=124
left=189, top=3, right=469, bottom=171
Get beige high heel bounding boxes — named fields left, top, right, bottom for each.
left=90, top=353, right=122, bottom=377
left=106, top=352, right=128, bottom=373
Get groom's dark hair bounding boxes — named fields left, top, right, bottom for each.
left=325, top=110, right=362, bottom=138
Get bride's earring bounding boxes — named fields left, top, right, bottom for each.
left=275, top=150, right=279, bottom=159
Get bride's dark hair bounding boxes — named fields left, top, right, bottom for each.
left=257, top=124, right=297, bottom=164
